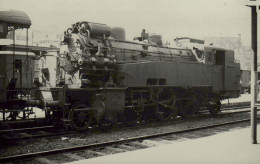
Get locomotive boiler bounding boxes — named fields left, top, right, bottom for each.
left=32, top=21, right=240, bottom=131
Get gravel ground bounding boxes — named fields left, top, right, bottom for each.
left=1, top=111, right=259, bottom=158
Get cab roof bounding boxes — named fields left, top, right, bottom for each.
left=0, top=9, right=31, bottom=28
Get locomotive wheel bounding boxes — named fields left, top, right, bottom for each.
left=155, top=104, right=165, bottom=120
left=179, top=100, right=197, bottom=117
left=6, top=111, right=19, bottom=121
left=156, top=94, right=177, bottom=120
left=133, top=97, right=145, bottom=122
left=69, top=104, right=93, bottom=131
left=123, top=108, right=136, bottom=124
left=49, top=110, right=63, bottom=128
left=92, top=99, right=105, bottom=124
left=16, top=110, right=32, bottom=120
left=209, top=100, right=221, bottom=116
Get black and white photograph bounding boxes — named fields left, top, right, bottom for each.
left=0, top=0, right=259, bottom=163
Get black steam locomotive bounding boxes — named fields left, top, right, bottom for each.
left=0, top=10, right=241, bottom=131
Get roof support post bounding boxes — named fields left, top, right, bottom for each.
left=12, top=28, right=15, bottom=79
left=247, top=1, right=259, bottom=144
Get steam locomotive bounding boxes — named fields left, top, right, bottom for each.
left=0, top=10, right=241, bottom=131
left=47, top=21, right=240, bottom=130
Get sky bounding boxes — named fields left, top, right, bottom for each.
left=0, top=0, right=253, bottom=46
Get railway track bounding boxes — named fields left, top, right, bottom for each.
left=0, top=105, right=254, bottom=142
left=0, top=126, right=73, bottom=143
left=1, top=116, right=259, bottom=163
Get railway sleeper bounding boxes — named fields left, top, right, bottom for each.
left=128, top=141, right=149, bottom=148
left=18, top=132, right=32, bottom=137
left=34, top=157, right=58, bottom=164
left=117, top=144, right=136, bottom=151
left=105, top=146, right=126, bottom=153
left=176, top=133, right=201, bottom=139
left=63, top=153, right=85, bottom=161
left=85, top=150, right=107, bottom=156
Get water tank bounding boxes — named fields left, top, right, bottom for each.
left=111, top=27, right=126, bottom=41
left=149, top=35, right=162, bottom=45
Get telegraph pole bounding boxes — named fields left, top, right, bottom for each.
left=247, top=0, right=259, bottom=144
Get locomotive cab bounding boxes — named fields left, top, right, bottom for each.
left=204, top=46, right=241, bottom=98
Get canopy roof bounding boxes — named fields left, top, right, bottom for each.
left=0, top=9, right=31, bottom=28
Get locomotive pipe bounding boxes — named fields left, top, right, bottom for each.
left=45, top=101, right=61, bottom=107
left=26, top=100, right=40, bottom=106
left=26, top=100, right=61, bottom=107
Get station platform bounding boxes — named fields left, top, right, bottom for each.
left=221, top=93, right=251, bottom=104
left=67, top=124, right=260, bottom=164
